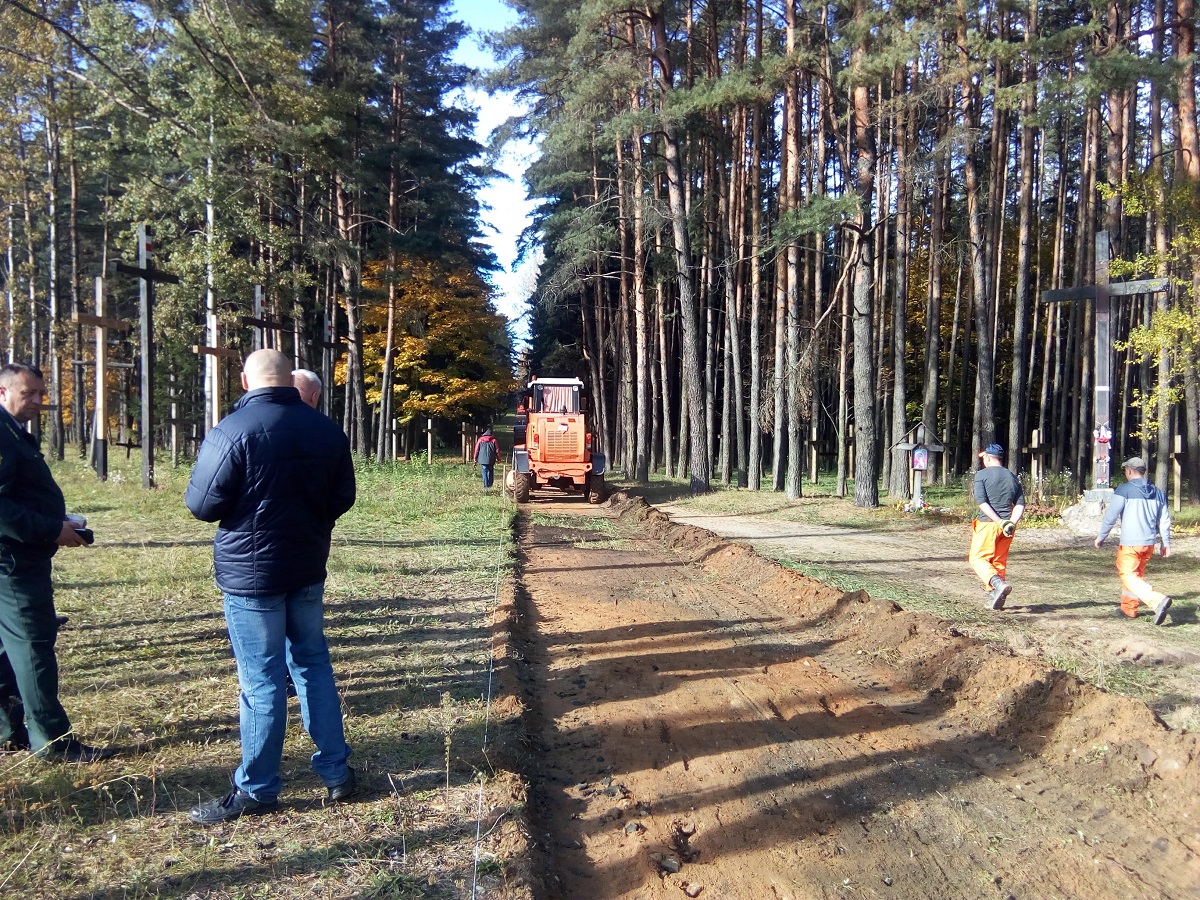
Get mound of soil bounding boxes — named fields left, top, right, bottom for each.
left=503, top=494, right=1200, bottom=899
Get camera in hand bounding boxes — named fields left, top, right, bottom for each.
left=74, top=528, right=94, bottom=545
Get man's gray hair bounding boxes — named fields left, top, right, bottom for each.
left=292, top=369, right=321, bottom=390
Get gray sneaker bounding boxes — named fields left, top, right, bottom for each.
left=988, top=580, right=1012, bottom=611
left=1153, top=597, right=1172, bottom=626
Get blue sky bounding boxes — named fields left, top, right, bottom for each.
left=447, top=0, right=538, bottom=344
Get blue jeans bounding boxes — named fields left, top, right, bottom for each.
left=223, top=582, right=350, bottom=802
left=480, top=464, right=495, bottom=488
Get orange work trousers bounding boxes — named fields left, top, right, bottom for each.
left=1114, top=545, right=1167, bottom=617
left=968, top=520, right=1013, bottom=589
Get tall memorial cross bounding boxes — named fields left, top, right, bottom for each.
left=114, top=224, right=180, bottom=489
left=1039, top=230, right=1167, bottom=490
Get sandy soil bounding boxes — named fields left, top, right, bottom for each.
left=655, top=502, right=1200, bottom=721
left=505, top=494, right=1200, bottom=900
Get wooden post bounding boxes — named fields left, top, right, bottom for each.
left=1028, top=428, right=1043, bottom=500
left=808, top=424, right=819, bottom=484
left=253, top=285, right=264, bottom=351
left=93, top=276, right=108, bottom=481
left=1093, top=232, right=1113, bottom=487
left=169, top=368, right=179, bottom=468
left=137, top=225, right=154, bottom=489
left=427, top=417, right=434, bottom=464
left=321, top=312, right=336, bottom=418
left=1173, top=434, right=1183, bottom=513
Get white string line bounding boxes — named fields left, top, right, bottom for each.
left=473, top=461, right=511, bottom=899
left=482, top=462, right=509, bottom=747
left=470, top=771, right=486, bottom=898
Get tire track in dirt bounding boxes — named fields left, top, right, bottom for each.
left=507, top=496, right=1200, bottom=899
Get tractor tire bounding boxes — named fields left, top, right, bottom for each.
left=513, top=472, right=532, bottom=504
left=587, top=474, right=607, bottom=504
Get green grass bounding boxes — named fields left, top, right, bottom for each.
left=0, top=452, right=528, bottom=899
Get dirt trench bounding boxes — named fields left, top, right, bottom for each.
left=503, top=494, right=1200, bottom=900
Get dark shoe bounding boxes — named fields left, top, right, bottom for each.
left=55, top=614, right=69, bottom=628
left=1153, top=597, right=1172, bottom=626
left=988, top=580, right=1011, bottom=611
left=38, top=738, right=116, bottom=763
left=1, top=734, right=30, bottom=752
left=189, top=789, right=278, bottom=825
left=327, top=767, right=357, bottom=802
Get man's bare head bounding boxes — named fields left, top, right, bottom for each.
left=242, top=349, right=293, bottom=391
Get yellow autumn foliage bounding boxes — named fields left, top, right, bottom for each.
left=349, top=255, right=515, bottom=422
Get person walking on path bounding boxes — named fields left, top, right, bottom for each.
left=0, top=363, right=114, bottom=762
left=969, top=443, right=1025, bottom=611
left=185, top=349, right=357, bottom=824
left=473, top=427, right=499, bottom=489
left=1095, top=456, right=1172, bottom=625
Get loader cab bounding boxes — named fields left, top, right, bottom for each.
left=528, top=380, right=588, bottom=416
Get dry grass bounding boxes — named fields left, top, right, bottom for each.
left=0, top=454, right=533, bottom=899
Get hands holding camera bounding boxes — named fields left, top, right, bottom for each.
left=57, top=514, right=93, bottom=547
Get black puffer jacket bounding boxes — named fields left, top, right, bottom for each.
left=186, top=386, right=356, bottom=596
left=0, top=407, right=66, bottom=562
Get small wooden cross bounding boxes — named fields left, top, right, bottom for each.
left=75, top=277, right=132, bottom=482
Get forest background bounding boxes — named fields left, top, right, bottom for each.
left=3, top=0, right=1200, bottom=508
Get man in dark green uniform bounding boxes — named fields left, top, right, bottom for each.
left=0, top=363, right=114, bottom=762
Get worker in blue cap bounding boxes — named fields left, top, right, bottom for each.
left=969, top=443, right=1025, bottom=610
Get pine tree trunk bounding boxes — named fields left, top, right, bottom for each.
left=747, top=91, right=764, bottom=490
left=628, top=47, right=651, bottom=483
left=959, top=1, right=995, bottom=457
left=43, top=105, right=64, bottom=460
left=887, top=62, right=913, bottom=498
left=1176, top=0, right=1200, bottom=496
left=1007, top=1, right=1038, bottom=475
left=922, top=94, right=948, bottom=485
left=850, top=2, right=878, bottom=508
left=784, top=11, right=802, bottom=500
left=836, top=245, right=852, bottom=497
left=1151, top=0, right=1171, bottom=485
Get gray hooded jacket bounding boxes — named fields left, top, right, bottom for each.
left=1097, top=478, right=1171, bottom=548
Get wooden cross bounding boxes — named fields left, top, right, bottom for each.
left=1039, top=230, right=1167, bottom=489
left=74, top=276, right=132, bottom=482
left=192, top=339, right=241, bottom=431
left=113, top=224, right=179, bottom=489
left=240, top=285, right=287, bottom=351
